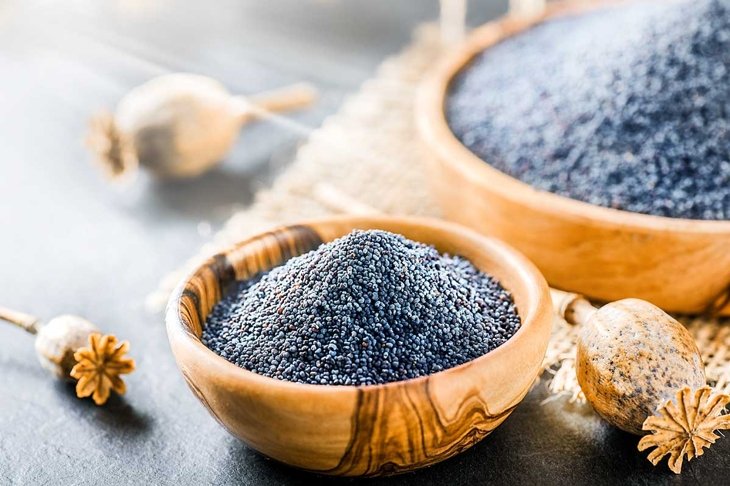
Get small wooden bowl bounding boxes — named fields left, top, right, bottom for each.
left=166, top=216, right=552, bottom=476
left=417, top=0, right=730, bottom=315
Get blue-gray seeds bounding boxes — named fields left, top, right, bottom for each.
left=203, top=229, right=521, bottom=386
left=447, top=0, right=730, bottom=220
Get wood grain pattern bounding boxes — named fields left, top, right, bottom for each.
left=327, top=381, right=520, bottom=476
left=176, top=225, right=322, bottom=338
left=416, top=0, right=730, bottom=315
left=166, top=216, right=553, bottom=476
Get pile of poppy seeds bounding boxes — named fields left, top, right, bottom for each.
left=203, top=230, right=521, bottom=386
left=447, top=0, right=730, bottom=220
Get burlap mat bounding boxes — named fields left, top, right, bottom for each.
left=152, top=24, right=730, bottom=400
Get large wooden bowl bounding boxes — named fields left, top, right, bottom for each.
left=417, top=0, right=730, bottom=315
left=166, top=216, right=552, bottom=476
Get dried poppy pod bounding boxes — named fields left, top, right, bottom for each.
left=87, top=73, right=317, bottom=180
left=553, top=291, right=730, bottom=474
left=0, top=306, right=135, bottom=405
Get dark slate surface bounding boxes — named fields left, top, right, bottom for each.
left=0, top=0, right=727, bottom=484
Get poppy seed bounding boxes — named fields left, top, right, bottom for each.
left=447, top=0, right=730, bottom=220
left=202, top=229, right=521, bottom=386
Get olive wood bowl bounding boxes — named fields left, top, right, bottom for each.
left=166, top=216, right=552, bottom=476
left=416, top=0, right=730, bottom=315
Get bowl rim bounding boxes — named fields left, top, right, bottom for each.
left=415, top=0, right=730, bottom=234
left=165, top=215, right=552, bottom=395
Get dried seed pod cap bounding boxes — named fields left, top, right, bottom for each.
left=34, top=315, right=99, bottom=379
left=87, top=73, right=316, bottom=180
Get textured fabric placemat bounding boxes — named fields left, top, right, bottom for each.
left=152, top=24, right=730, bottom=400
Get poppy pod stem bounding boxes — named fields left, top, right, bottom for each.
left=0, top=305, right=40, bottom=335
